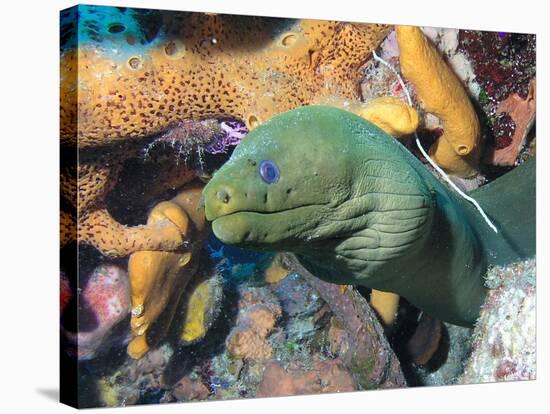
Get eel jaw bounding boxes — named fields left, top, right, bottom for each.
left=211, top=213, right=252, bottom=245
left=211, top=211, right=283, bottom=248
left=209, top=204, right=327, bottom=250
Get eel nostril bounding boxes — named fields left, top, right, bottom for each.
left=216, top=189, right=231, bottom=204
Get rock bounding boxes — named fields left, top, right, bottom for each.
left=98, top=343, right=174, bottom=407
left=460, top=259, right=536, bottom=383
left=273, top=272, right=323, bottom=318
left=172, top=376, right=210, bottom=401
left=256, top=357, right=355, bottom=397
left=327, top=316, right=350, bottom=357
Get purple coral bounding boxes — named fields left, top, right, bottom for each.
left=205, top=120, right=248, bottom=154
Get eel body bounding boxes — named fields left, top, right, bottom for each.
left=203, top=106, right=535, bottom=327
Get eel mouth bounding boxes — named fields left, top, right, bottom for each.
left=210, top=204, right=325, bottom=247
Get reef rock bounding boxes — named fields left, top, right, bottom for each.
left=256, top=357, right=356, bottom=397
left=172, top=375, right=210, bottom=402
left=460, top=259, right=536, bottom=383
left=98, top=343, right=174, bottom=407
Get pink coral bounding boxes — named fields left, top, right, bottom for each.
left=60, top=272, right=72, bottom=315
left=64, top=263, right=131, bottom=359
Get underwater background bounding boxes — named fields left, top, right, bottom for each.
left=59, top=5, right=536, bottom=408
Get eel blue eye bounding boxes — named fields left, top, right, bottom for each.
left=259, top=160, right=280, bottom=184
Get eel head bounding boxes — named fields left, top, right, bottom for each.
left=203, top=106, right=435, bottom=283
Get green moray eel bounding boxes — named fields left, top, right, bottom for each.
left=203, top=106, right=535, bottom=327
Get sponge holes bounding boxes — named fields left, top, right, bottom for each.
left=127, top=56, right=143, bottom=70
left=246, top=114, right=261, bottom=129
left=107, top=23, right=126, bottom=34
left=279, top=32, right=299, bottom=47
left=456, top=144, right=471, bottom=156
left=163, top=40, right=186, bottom=59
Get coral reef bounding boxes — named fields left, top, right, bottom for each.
left=396, top=26, right=481, bottom=177
left=460, top=259, right=536, bottom=383
left=61, top=10, right=390, bottom=145
left=88, top=259, right=405, bottom=407
left=61, top=8, right=537, bottom=407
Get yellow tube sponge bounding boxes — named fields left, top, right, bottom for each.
left=370, top=289, right=400, bottom=329
left=180, top=274, right=223, bottom=344
left=396, top=26, right=481, bottom=177
left=127, top=183, right=207, bottom=359
left=180, top=281, right=211, bottom=343
left=265, top=254, right=291, bottom=284
left=356, top=96, right=419, bottom=139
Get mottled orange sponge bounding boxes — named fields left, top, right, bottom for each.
left=396, top=26, right=481, bottom=177
left=61, top=16, right=391, bottom=147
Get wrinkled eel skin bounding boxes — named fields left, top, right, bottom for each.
left=203, top=106, right=535, bottom=327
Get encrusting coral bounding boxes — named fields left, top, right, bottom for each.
left=226, top=298, right=282, bottom=362
left=256, top=357, right=356, bottom=397
left=396, top=26, right=481, bottom=177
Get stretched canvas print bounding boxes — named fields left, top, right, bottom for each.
left=59, top=4, right=536, bottom=408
